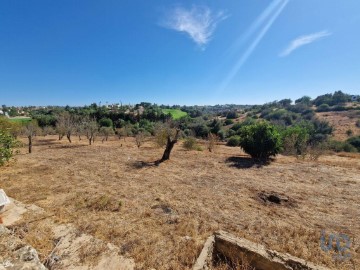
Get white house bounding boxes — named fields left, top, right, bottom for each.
left=0, top=110, right=3, bottom=115
left=351, top=95, right=357, bottom=101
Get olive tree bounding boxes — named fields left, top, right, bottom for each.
left=100, top=126, right=115, bottom=142
left=155, top=122, right=181, bottom=164
left=23, top=120, right=39, bottom=153
left=56, top=112, right=76, bottom=143
left=83, top=117, right=98, bottom=145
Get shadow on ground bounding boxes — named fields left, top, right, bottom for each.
left=225, top=156, right=270, bottom=169
left=130, top=160, right=158, bottom=169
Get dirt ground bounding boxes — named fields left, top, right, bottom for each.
left=0, top=135, right=359, bottom=269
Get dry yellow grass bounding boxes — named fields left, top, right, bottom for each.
left=0, top=135, right=359, bottom=269
left=316, top=111, right=360, bottom=141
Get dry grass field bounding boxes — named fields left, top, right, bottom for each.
left=316, top=111, right=360, bottom=141
left=0, top=135, right=359, bottom=269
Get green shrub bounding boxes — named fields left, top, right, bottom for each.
left=281, top=126, right=309, bottom=156
left=183, top=137, right=199, bottom=150
left=316, top=104, right=330, bottom=112
left=226, top=136, right=241, bottom=147
left=238, top=122, right=282, bottom=160
left=347, top=136, right=360, bottom=151
left=217, top=129, right=226, bottom=140
left=224, top=119, right=234, bottom=125
left=0, top=130, right=19, bottom=166
left=328, top=140, right=357, bottom=153
left=226, top=111, right=238, bottom=119
left=99, top=118, right=113, bottom=127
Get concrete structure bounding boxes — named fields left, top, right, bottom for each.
left=194, top=231, right=329, bottom=270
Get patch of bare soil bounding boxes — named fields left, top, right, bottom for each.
left=0, top=135, right=359, bottom=269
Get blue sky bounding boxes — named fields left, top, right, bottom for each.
left=0, top=0, right=359, bottom=106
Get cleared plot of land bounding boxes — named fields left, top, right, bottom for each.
left=162, top=109, right=188, bottom=119
left=0, top=136, right=359, bottom=269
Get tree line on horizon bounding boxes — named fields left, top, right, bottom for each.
left=1, top=90, right=360, bottom=165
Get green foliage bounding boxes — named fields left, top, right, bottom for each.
left=295, top=96, right=312, bottom=106
left=238, top=122, right=282, bottom=160
left=347, top=136, right=360, bottom=151
left=0, top=130, right=19, bottom=165
left=328, top=140, right=357, bottom=153
left=281, top=126, right=309, bottom=156
left=8, top=117, right=32, bottom=124
left=161, top=109, right=187, bottom=120
left=226, top=136, right=241, bottom=147
left=226, top=111, right=238, bottom=119
left=313, top=91, right=351, bottom=106
left=191, top=122, right=210, bottom=138
left=316, top=104, right=330, bottom=112
left=209, top=119, right=222, bottom=134
left=224, top=119, right=234, bottom=125
left=182, top=137, right=201, bottom=151
left=217, top=129, right=226, bottom=140
left=99, top=117, right=113, bottom=127
left=230, top=118, right=256, bottom=133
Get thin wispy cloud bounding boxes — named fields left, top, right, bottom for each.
left=280, top=30, right=332, bottom=57
left=161, top=5, right=228, bottom=49
left=219, top=0, right=289, bottom=92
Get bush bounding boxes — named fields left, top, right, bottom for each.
left=99, top=118, right=113, bottom=127
left=226, top=136, right=241, bottom=147
left=183, top=137, right=201, bottom=151
left=238, top=122, right=282, bottom=160
left=316, top=104, right=330, bottom=112
left=217, top=129, right=226, bottom=140
left=224, top=119, right=234, bottom=125
left=226, top=111, right=238, bottom=119
left=347, top=136, right=360, bottom=151
left=0, top=130, right=18, bottom=166
left=328, top=141, right=357, bottom=153
left=281, top=126, right=309, bottom=156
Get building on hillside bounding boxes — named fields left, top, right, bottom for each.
left=351, top=95, right=358, bottom=101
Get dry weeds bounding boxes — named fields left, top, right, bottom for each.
left=0, top=135, right=359, bottom=269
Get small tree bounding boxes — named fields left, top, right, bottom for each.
left=100, top=126, right=115, bottom=142
left=154, top=123, right=169, bottom=148
left=207, top=133, right=219, bottom=152
left=23, top=120, right=39, bottom=153
left=238, top=121, right=281, bottom=161
left=135, top=132, right=147, bottom=148
left=56, top=112, right=76, bottom=142
left=83, top=117, right=98, bottom=145
left=157, top=125, right=181, bottom=163
left=0, top=130, right=19, bottom=165
left=281, top=126, right=309, bottom=157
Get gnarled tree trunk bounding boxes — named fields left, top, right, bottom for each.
left=158, top=129, right=180, bottom=163
left=28, top=135, right=32, bottom=154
